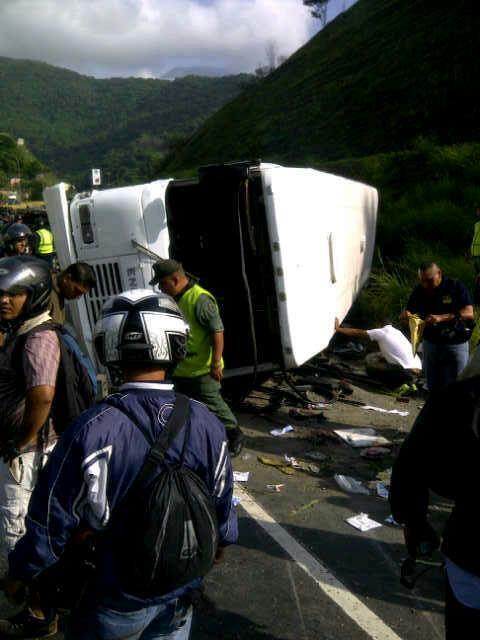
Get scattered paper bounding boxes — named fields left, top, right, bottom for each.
left=334, top=474, right=370, bottom=495
left=232, top=496, right=241, bottom=507
left=376, top=482, right=390, bottom=500
left=270, top=425, right=295, bottom=436
left=233, top=471, right=250, bottom=483
left=334, top=428, right=391, bottom=448
left=346, top=513, right=382, bottom=532
left=385, top=514, right=402, bottom=527
left=362, top=405, right=409, bottom=417
left=266, top=484, right=285, bottom=492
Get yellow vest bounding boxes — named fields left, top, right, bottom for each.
left=173, top=284, right=223, bottom=378
left=36, top=228, right=54, bottom=255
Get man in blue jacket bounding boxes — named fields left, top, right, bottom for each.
left=0, top=289, right=238, bottom=639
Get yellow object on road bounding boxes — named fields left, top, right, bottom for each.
left=409, top=314, right=425, bottom=355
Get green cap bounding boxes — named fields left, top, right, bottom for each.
left=149, top=259, right=183, bottom=285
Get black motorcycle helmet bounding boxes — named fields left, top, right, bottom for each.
left=2, top=223, right=32, bottom=255
left=0, top=256, right=52, bottom=319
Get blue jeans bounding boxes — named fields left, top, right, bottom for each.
left=65, top=597, right=193, bottom=640
left=422, top=340, right=469, bottom=392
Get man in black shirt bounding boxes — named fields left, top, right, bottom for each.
left=400, top=262, right=474, bottom=392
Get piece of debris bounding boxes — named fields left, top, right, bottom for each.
left=304, top=450, right=329, bottom=462
left=360, top=447, right=391, bottom=460
left=362, top=405, right=409, bottom=417
left=376, top=467, right=392, bottom=483
left=232, top=496, right=241, bottom=507
left=376, top=481, right=390, bottom=500
left=266, top=484, right=285, bottom=492
left=334, top=474, right=370, bottom=495
left=284, top=454, right=321, bottom=475
left=385, top=514, right=402, bottom=527
left=258, top=455, right=295, bottom=475
left=291, top=499, right=320, bottom=516
left=346, top=513, right=382, bottom=532
left=270, top=425, right=295, bottom=436
left=334, top=428, right=391, bottom=448
left=233, top=471, right=250, bottom=483
left=307, top=402, right=330, bottom=410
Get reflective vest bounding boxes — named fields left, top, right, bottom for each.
left=36, top=228, right=54, bottom=255
left=173, top=284, right=223, bottom=378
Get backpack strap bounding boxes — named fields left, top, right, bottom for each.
left=105, top=393, right=190, bottom=490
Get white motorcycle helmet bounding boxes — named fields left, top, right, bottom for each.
left=94, top=289, right=189, bottom=371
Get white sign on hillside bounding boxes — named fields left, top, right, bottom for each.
left=91, top=169, right=102, bottom=186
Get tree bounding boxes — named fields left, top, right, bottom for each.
left=303, top=0, right=330, bottom=25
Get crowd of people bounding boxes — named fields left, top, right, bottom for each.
left=0, top=213, right=478, bottom=638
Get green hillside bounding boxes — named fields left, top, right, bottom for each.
left=0, top=57, right=252, bottom=185
left=164, top=0, right=480, bottom=172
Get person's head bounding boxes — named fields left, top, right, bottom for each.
left=59, top=262, right=96, bottom=300
left=94, top=289, right=189, bottom=381
left=149, top=259, right=188, bottom=298
left=418, top=262, right=442, bottom=291
left=2, top=223, right=32, bottom=256
left=0, top=256, right=52, bottom=323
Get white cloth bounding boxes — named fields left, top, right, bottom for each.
left=366, top=325, right=421, bottom=370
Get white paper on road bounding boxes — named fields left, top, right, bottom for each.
left=334, top=428, right=391, bottom=448
left=232, top=495, right=241, bottom=506
left=385, top=514, right=402, bottom=526
left=362, top=405, right=409, bottom=417
left=266, top=484, right=285, bottom=492
left=334, top=474, right=370, bottom=495
left=233, top=471, right=250, bottom=482
left=270, top=425, right=295, bottom=436
left=346, top=513, right=382, bottom=532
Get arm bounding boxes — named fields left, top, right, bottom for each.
left=16, top=385, right=55, bottom=449
left=210, top=331, right=224, bottom=381
left=425, top=304, right=474, bottom=325
left=334, top=317, right=368, bottom=338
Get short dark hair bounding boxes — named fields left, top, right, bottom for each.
left=63, top=262, right=96, bottom=288
left=418, top=261, right=439, bottom=273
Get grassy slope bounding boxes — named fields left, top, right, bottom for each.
left=164, top=0, right=480, bottom=173
left=0, top=57, right=252, bottom=180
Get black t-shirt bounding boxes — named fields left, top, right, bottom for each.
left=407, top=277, right=473, bottom=344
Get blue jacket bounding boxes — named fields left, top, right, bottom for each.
left=9, top=381, right=238, bottom=606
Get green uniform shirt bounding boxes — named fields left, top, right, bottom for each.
left=471, top=221, right=480, bottom=257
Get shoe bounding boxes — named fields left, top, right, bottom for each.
left=227, top=427, right=244, bottom=457
left=0, top=607, right=58, bottom=638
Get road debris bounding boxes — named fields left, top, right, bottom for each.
left=385, top=514, right=402, bottom=526
left=258, top=455, right=296, bottom=475
left=270, top=425, right=295, bottom=436
left=266, top=484, right=285, bottom=492
left=232, top=496, right=241, bottom=507
left=304, top=450, right=329, bottom=462
left=376, top=481, right=390, bottom=499
left=346, top=513, right=382, bottom=532
left=334, top=428, right=391, bottom=448
left=362, top=405, right=409, bottom=417
left=233, top=471, right=250, bottom=483
left=334, top=474, right=370, bottom=495
left=291, top=499, right=320, bottom=516
left=360, top=447, right=391, bottom=459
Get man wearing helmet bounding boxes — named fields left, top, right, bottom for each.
left=0, top=256, right=60, bottom=637
left=1, top=289, right=237, bottom=639
left=150, top=259, right=244, bottom=457
left=0, top=223, right=33, bottom=258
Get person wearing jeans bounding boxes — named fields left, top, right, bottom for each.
left=400, top=262, right=474, bottom=392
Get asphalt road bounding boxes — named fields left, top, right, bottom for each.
left=0, top=381, right=447, bottom=640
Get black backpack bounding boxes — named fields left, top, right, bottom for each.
left=13, top=322, right=97, bottom=434
left=106, top=393, right=219, bottom=597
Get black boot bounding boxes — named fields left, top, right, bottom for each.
left=227, top=427, right=244, bottom=457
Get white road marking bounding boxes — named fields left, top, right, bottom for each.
left=235, top=485, right=403, bottom=640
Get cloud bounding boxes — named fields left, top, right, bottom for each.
left=0, top=0, right=319, bottom=77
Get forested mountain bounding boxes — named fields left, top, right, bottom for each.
left=0, top=57, right=253, bottom=185
left=164, top=0, right=480, bottom=172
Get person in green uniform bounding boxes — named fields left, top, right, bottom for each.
left=470, top=207, right=480, bottom=304
left=150, top=259, right=244, bottom=457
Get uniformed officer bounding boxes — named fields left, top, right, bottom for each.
left=33, top=217, right=55, bottom=267
left=150, top=259, right=244, bottom=456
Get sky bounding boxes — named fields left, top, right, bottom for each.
left=0, top=0, right=356, bottom=79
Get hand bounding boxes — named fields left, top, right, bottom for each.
left=2, top=576, right=26, bottom=604
left=424, top=314, right=441, bottom=325
left=214, top=547, right=226, bottom=564
left=334, top=317, right=340, bottom=331
left=210, top=364, right=223, bottom=382
left=399, top=310, right=412, bottom=322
